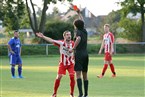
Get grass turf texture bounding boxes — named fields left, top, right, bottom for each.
left=0, top=54, right=144, bottom=97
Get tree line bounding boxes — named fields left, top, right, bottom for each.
left=0, top=0, right=144, bottom=42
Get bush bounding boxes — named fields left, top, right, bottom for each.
left=22, top=45, right=59, bottom=55
left=44, top=20, right=74, bottom=41
left=87, top=44, right=101, bottom=54
left=116, top=44, right=127, bottom=53
left=0, top=45, right=8, bottom=56
left=0, top=43, right=144, bottom=56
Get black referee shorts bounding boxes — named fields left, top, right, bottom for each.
left=74, top=52, right=89, bottom=72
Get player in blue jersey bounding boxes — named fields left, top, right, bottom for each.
left=7, top=30, right=23, bottom=78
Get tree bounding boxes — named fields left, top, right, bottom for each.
left=25, top=0, right=72, bottom=35
left=0, top=0, right=25, bottom=31
left=0, top=0, right=4, bottom=20
left=20, top=7, right=30, bottom=29
left=44, top=20, right=74, bottom=40
left=119, top=18, right=142, bottom=41
left=105, top=10, right=121, bottom=35
left=119, top=0, right=145, bottom=41
left=97, top=10, right=121, bottom=38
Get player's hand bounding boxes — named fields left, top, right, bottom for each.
left=10, top=50, right=15, bottom=54
left=76, top=9, right=80, bottom=14
left=69, top=49, right=73, bottom=53
left=36, top=32, right=44, bottom=38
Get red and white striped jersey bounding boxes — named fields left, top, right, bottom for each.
left=53, top=40, right=74, bottom=66
left=103, top=32, right=114, bottom=53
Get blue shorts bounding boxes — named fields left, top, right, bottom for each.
left=9, top=54, right=22, bottom=65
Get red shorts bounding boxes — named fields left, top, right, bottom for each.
left=104, top=52, right=112, bottom=61
left=58, top=63, right=75, bottom=75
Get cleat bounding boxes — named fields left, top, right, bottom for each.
left=97, top=75, right=103, bottom=78
left=78, top=95, right=83, bottom=97
left=112, top=74, right=116, bottom=78
left=12, top=76, right=16, bottom=78
left=70, top=94, right=74, bottom=97
left=18, top=75, right=24, bottom=78
left=83, top=96, right=88, bottom=97
left=51, top=93, right=56, bottom=97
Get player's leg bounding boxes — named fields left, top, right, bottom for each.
left=82, top=55, right=89, bottom=97
left=76, top=71, right=83, bottom=97
left=82, top=72, right=88, bottom=97
left=109, top=60, right=116, bottom=77
left=9, top=54, right=16, bottom=78
left=97, top=53, right=109, bottom=78
left=52, top=74, right=63, bottom=97
left=11, top=65, right=16, bottom=78
left=75, top=55, right=83, bottom=97
left=17, top=56, right=23, bottom=78
left=68, top=64, right=75, bottom=97
left=97, top=61, right=108, bottom=78
left=52, top=63, right=65, bottom=97
left=18, top=64, right=23, bottom=78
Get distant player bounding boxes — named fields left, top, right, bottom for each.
left=7, top=30, right=23, bottom=78
left=97, top=24, right=116, bottom=78
left=36, top=31, right=75, bottom=97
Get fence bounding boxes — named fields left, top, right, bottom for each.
left=0, top=42, right=145, bottom=56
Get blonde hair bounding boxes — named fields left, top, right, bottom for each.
left=104, top=24, right=110, bottom=28
left=63, top=30, right=71, bottom=37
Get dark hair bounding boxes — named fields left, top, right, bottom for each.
left=73, top=19, right=84, bottom=30
left=14, top=30, right=19, bottom=33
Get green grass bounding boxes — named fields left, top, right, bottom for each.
left=0, top=54, right=145, bottom=97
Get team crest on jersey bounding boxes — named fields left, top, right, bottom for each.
left=62, top=46, right=72, bottom=56
left=16, top=41, right=21, bottom=48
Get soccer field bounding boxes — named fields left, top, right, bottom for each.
left=0, top=54, right=144, bottom=97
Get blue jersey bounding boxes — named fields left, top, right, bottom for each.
left=8, top=37, right=21, bottom=55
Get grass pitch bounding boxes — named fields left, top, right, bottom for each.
left=0, top=54, right=144, bottom=97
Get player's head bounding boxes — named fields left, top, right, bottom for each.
left=73, top=19, right=84, bottom=30
left=63, top=30, right=71, bottom=42
left=14, top=30, right=19, bottom=38
left=104, top=24, right=110, bottom=33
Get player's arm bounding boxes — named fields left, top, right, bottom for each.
left=73, top=36, right=81, bottom=50
left=69, top=36, right=81, bottom=53
left=110, top=37, right=114, bottom=55
left=20, top=47, right=22, bottom=56
left=110, top=34, right=115, bottom=55
left=7, top=39, right=15, bottom=54
left=110, top=42, right=114, bottom=55
left=76, top=10, right=85, bottom=22
left=98, top=40, right=104, bottom=54
left=7, top=43, right=15, bottom=54
left=78, top=12, right=84, bottom=21
left=36, top=32, right=54, bottom=43
left=70, top=3, right=83, bottom=21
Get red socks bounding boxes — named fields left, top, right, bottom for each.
left=54, top=79, right=60, bottom=94
left=110, top=63, right=116, bottom=75
left=102, top=64, right=108, bottom=76
left=53, top=75, right=75, bottom=95
left=70, top=75, right=75, bottom=95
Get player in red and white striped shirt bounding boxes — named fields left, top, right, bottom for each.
left=97, top=24, right=116, bottom=78
left=36, top=31, right=75, bottom=97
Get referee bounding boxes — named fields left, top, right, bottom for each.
left=70, top=12, right=89, bottom=97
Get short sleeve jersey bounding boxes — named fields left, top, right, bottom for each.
left=75, top=29, right=88, bottom=51
left=103, top=32, right=114, bottom=53
left=53, top=40, right=74, bottom=66
left=8, top=37, right=21, bottom=55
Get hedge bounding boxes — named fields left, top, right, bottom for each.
left=0, top=43, right=144, bottom=56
